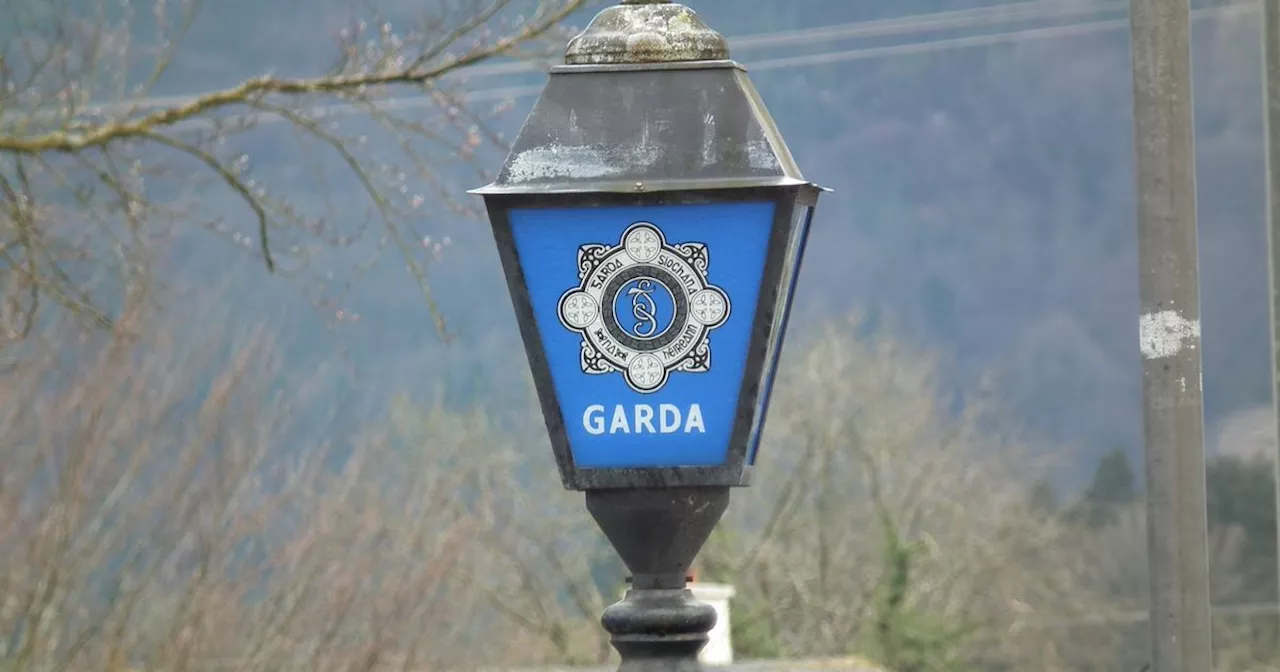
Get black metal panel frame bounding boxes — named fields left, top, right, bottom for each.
left=471, top=59, right=810, bottom=196
left=484, top=185, right=820, bottom=490
left=745, top=191, right=819, bottom=468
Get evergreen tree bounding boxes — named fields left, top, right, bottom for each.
left=1205, top=455, right=1278, bottom=603
left=1027, top=478, right=1059, bottom=515
left=1069, top=448, right=1138, bottom=528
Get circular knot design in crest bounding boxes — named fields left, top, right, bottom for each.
left=557, top=222, right=731, bottom=393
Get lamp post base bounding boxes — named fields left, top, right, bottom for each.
left=603, top=587, right=717, bottom=672
left=586, top=486, right=731, bottom=672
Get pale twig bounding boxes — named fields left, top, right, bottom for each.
left=0, top=0, right=584, bottom=155
left=136, top=129, right=276, bottom=270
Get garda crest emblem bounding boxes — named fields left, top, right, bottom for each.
left=557, top=222, right=731, bottom=393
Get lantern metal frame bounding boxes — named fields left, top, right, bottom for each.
left=473, top=2, right=827, bottom=668
left=473, top=55, right=825, bottom=491
left=480, top=184, right=819, bottom=490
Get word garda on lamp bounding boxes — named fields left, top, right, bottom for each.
left=583, top=403, right=707, bottom=436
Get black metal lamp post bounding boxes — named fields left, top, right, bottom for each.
left=472, top=1, right=824, bottom=669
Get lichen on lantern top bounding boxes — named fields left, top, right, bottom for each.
left=564, top=0, right=730, bottom=65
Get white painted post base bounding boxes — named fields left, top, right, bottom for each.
left=688, top=583, right=736, bottom=666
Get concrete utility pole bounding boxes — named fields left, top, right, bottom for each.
left=1263, top=0, right=1280, bottom=616
left=1128, top=0, right=1213, bottom=669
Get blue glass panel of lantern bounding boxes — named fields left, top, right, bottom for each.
left=747, top=204, right=814, bottom=466
left=509, top=202, right=775, bottom=469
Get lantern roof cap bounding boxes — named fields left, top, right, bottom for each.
left=472, top=1, right=828, bottom=197
left=564, top=0, right=730, bottom=66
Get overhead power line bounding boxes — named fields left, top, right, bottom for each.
left=725, top=0, right=1129, bottom=50
left=452, top=0, right=1133, bottom=75
left=88, top=0, right=1131, bottom=115
left=745, top=1, right=1252, bottom=73
left=23, top=0, right=1257, bottom=135
left=239, top=0, right=1247, bottom=128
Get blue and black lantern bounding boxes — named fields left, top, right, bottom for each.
left=473, top=1, right=824, bottom=668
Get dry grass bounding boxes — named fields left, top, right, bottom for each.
left=5, top=304, right=1263, bottom=671
left=0, top=299, right=605, bottom=672
left=704, top=315, right=1131, bottom=670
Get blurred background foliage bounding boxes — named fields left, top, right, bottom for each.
left=0, top=0, right=1276, bottom=669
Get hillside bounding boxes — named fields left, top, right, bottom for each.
left=145, top=0, right=1268, bottom=487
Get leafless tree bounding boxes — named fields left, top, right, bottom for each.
left=379, top=393, right=617, bottom=668
left=9, top=300, right=1223, bottom=671
left=0, top=0, right=584, bottom=353
left=702, top=313, right=1130, bottom=670
left=0, top=292, right=592, bottom=672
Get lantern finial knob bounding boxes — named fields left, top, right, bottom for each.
left=565, top=1, right=729, bottom=65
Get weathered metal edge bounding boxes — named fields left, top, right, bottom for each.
left=471, top=176, right=827, bottom=196
left=734, top=68, right=807, bottom=188
left=549, top=59, right=745, bottom=74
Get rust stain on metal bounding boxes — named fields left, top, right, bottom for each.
left=565, top=0, right=730, bottom=65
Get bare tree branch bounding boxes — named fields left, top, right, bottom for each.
left=0, top=0, right=587, bottom=352
left=0, top=1, right=582, bottom=154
